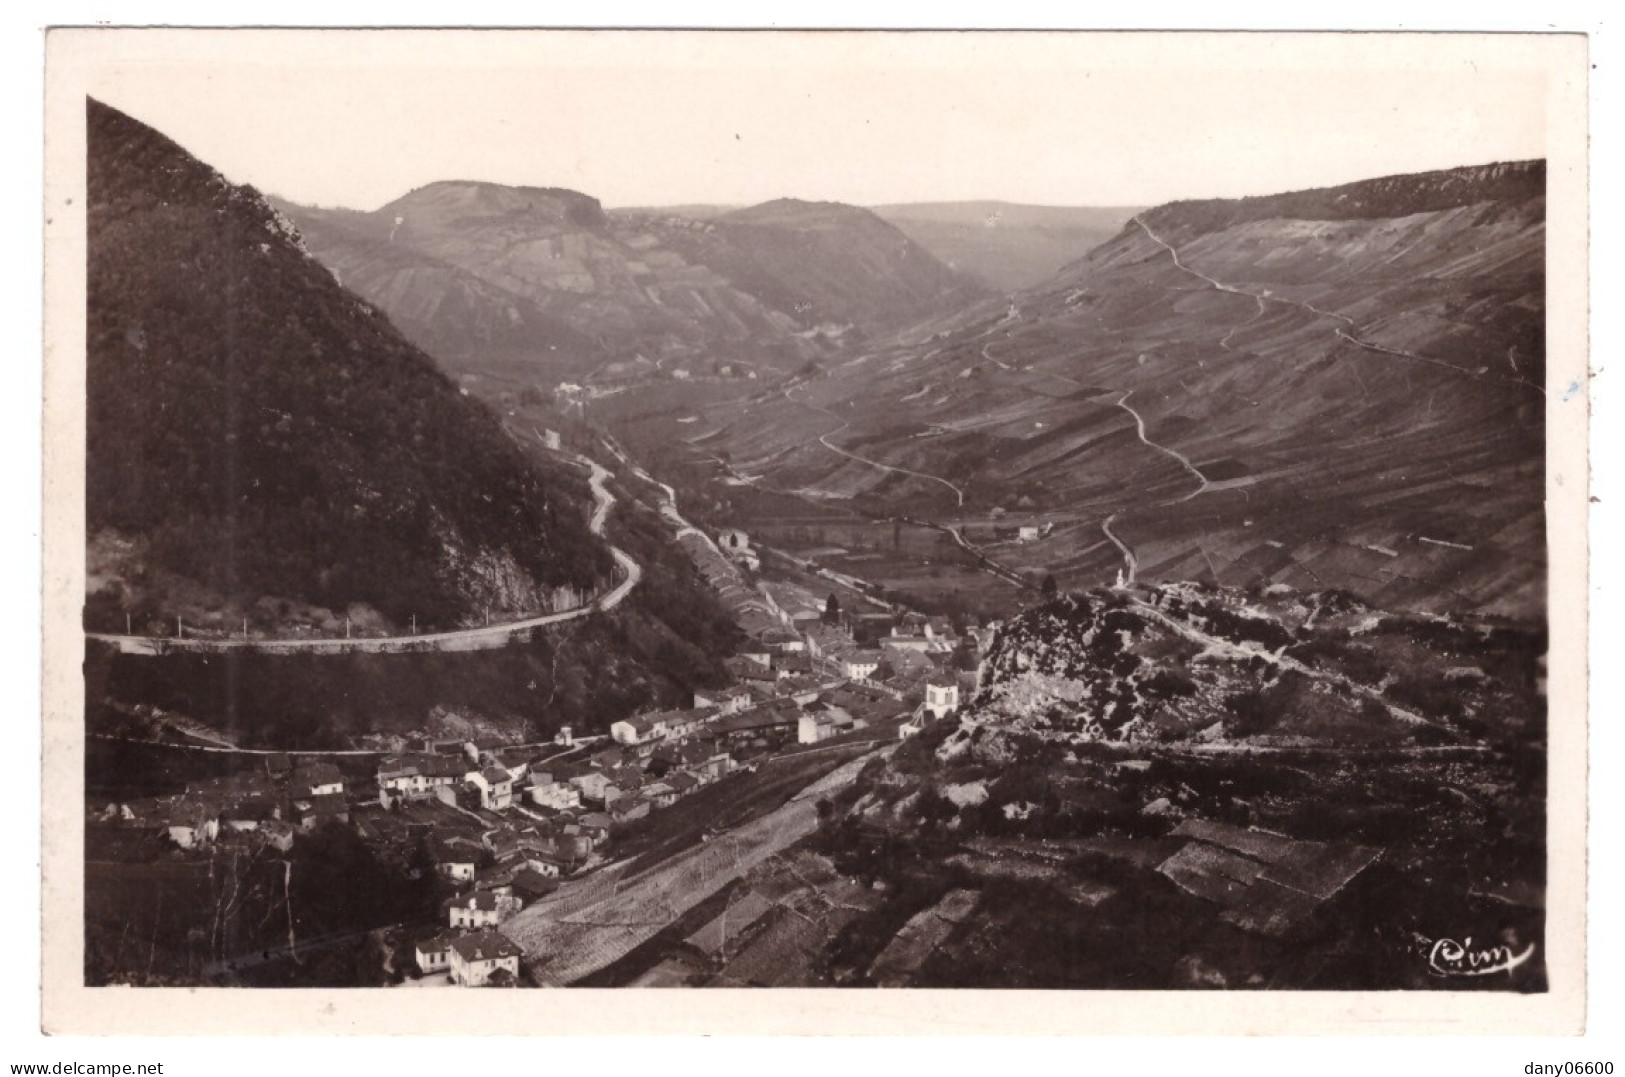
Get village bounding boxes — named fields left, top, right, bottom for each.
left=88, top=524, right=993, bottom=987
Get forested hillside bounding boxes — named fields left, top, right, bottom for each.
left=87, top=98, right=610, bottom=632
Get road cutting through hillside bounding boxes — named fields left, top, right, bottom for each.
left=1115, top=390, right=1211, bottom=503
left=1132, top=215, right=1543, bottom=395
left=86, top=440, right=641, bottom=654
left=788, top=386, right=967, bottom=508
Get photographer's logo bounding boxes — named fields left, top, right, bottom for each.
left=1422, top=934, right=1536, bottom=978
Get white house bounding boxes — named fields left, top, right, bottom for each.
left=523, top=853, right=566, bottom=878
left=568, top=771, right=622, bottom=806
left=436, top=851, right=477, bottom=883
left=376, top=755, right=463, bottom=803
left=527, top=773, right=582, bottom=812
left=164, top=799, right=219, bottom=850
left=798, top=711, right=850, bottom=745
left=467, top=767, right=516, bottom=811
left=416, top=934, right=452, bottom=976
left=881, top=634, right=932, bottom=654
left=612, top=707, right=713, bottom=746
left=1017, top=525, right=1042, bottom=542
left=444, top=890, right=519, bottom=930
left=841, top=651, right=883, bottom=681
left=924, top=681, right=960, bottom=719
left=449, top=931, right=523, bottom=987
left=693, top=684, right=753, bottom=715
left=290, top=763, right=344, bottom=798
left=610, top=713, right=664, bottom=745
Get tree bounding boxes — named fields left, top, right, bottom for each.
left=823, top=593, right=841, bottom=625
left=1041, top=574, right=1059, bottom=598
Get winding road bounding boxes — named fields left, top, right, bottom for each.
left=87, top=441, right=642, bottom=655
left=1132, top=215, right=1543, bottom=395
left=789, top=386, right=967, bottom=508
left=1115, top=390, right=1211, bottom=504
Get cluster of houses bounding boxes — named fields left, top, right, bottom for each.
left=414, top=930, right=524, bottom=987
left=93, top=756, right=351, bottom=853
left=391, top=730, right=747, bottom=984
left=94, top=516, right=1001, bottom=989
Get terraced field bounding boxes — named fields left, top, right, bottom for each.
left=680, top=163, right=1546, bottom=619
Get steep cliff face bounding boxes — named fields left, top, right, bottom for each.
left=689, top=161, right=1546, bottom=619
left=86, top=98, right=610, bottom=634
left=1135, top=160, right=1544, bottom=245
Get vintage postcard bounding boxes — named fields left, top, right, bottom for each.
left=41, top=28, right=1588, bottom=1034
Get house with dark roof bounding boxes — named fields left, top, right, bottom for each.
left=415, top=933, right=453, bottom=976
left=693, top=683, right=754, bottom=715
left=511, top=867, right=559, bottom=904
left=436, top=780, right=485, bottom=813
left=159, top=796, right=220, bottom=849
left=467, top=767, right=515, bottom=811
left=292, top=792, right=350, bottom=830
left=376, top=754, right=464, bottom=804
left=578, top=813, right=614, bottom=840
left=494, top=749, right=533, bottom=783
left=291, top=762, right=344, bottom=798
left=608, top=795, right=651, bottom=823
left=432, top=839, right=478, bottom=882
left=568, top=770, right=621, bottom=806
left=775, top=653, right=815, bottom=677
left=448, top=931, right=523, bottom=987
left=443, top=889, right=520, bottom=930
left=726, top=656, right=779, bottom=684
left=219, top=795, right=280, bottom=832
left=882, top=633, right=932, bottom=654
left=527, top=771, right=582, bottom=812
left=462, top=737, right=506, bottom=765
left=643, top=781, right=678, bottom=809
left=841, top=651, right=884, bottom=681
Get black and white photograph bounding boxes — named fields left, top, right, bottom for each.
left=38, top=26, right=1590, bottom=1036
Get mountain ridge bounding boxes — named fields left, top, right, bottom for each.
left=86, top=97, right=610, bottom=634
left=671, top=158, right=1546, bottom=620
left=280, top=184, right=989, bottom=381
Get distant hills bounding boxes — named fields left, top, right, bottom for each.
left=614, top=199, right=1144, bottom=293
left=86, top=99, right=611, bottom=634
left=278, top=186, right=988, bottom=387
left=870, top=201, right=1144, bottom=291
left=633, top=199, right=989, bottom=338
left=686, top=160, right=1547, bottom=619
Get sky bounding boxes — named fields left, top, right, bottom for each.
left=60, top=29, right=1558, bottom=212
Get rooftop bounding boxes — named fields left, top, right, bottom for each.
left=449, top=931, right=523, bottom=963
